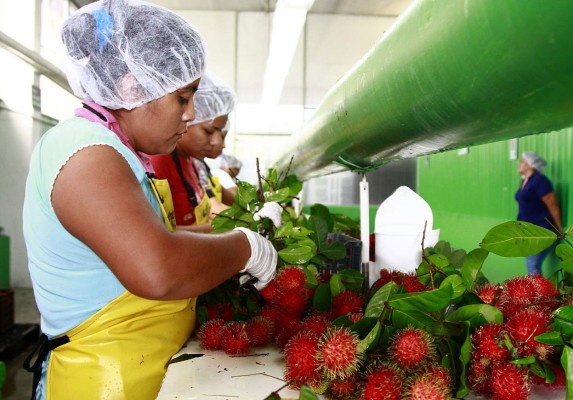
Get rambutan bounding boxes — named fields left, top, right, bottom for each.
left=331, top=290, right=364, bottom=318
left=422, top=364, right=452, bottom=388
left=260, top=305, right=280, bottom=336
left=404, top=371, right=451, bottom=400
left=259, top=279, right=278, bottom=302
left=347, top=312, right=364, bottom=323
left=301, top=313, right=331, bottom=338
left=275, top=266, right=307, bottom=291
left=505, top=307, right=551, bottom=351
left=361, top=364, right=403, bottom=400
left=467, top=359, right=492, bottom=395
left=245, top=316, right=273, bottom=347
left=275, top=320, right=303, bottom=350
left=283, top=331, right=323, bottom=390
left=474, top=283, right=501, bottom=306
left=220, top=321, right=250, bottom=356
left=529, top=274, right=560, bottom=299
left=489, top=362, right=530, bottom=400
left=327, top=375, right=359, bottom=400
left=498, top=276, right=540, bottom=318
left=197, top=318, right=225, bottom=350
left=275, top=288, right=308, bottom=316
left=316, top=327, right=363, bottom=380
left=388, top=327, right=437, bottom=369
left=402, top=273, right=427, bottom=293
left=471, top=323, right=510, bottom=362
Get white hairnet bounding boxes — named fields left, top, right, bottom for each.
left=188, top=72, right=236, bottom=125
left=218, top=153, right=242, bottom=170
left=61, top=0, right=207, bottom=110
left=522, top=151, right=546, bottom=172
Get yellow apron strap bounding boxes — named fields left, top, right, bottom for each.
left=147, top=173, right=176, bottom=231
left=209, top=176, right=223, bottom=202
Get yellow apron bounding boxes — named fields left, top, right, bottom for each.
left=45, top=176, right=196, bottom=399
left=193, top=187, right=211, bottom=225
left=208, top=176, right=223, bottom=202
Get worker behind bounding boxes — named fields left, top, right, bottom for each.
left=516, top=151, right=562, bottom=276
left=189, top=72, right=238, bottom=209
left=21, top=1, right=276, bottom=399
left=209, top=151, right=243, bottom=201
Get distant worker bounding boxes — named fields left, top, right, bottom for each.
left=515, top=151, right=562, bottom=275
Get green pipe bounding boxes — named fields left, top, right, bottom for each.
left=277, top=0, right=573, bottom=180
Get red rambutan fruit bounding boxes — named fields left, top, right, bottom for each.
left=489, top=362, right=530, bottom=400
left=245, top=316, right=274, bottom=347
left=404, top=372, right=451, bottom=400
left=275, top=320, right=303, bottom=350
left=331, top=290, right=364, bottom=318
left=301, top=313, right=331, bottom=338
left=275, top=266, right=307, bottom=291
left=327, top=375, right=359, bottom=400
left=275, top=288, right=308, bottom=316
left=529, top=274, right=560, bottom=299
left=220, top=321, right=250, bottom=356
left=467, top=359, right=492, bottom=395
left=471, top=323, right=510, bottom=362
left=474, top=283, right=501, bottom=306
left=260, top=305, right=280, bottom=336
left=197, top=318, right=225, bottom=350
left=259, top=279, right=278, bottom=303
left=505, top=307, right=551, bottom=352
left=361, top=364, right=403, bottom=400
left=348, top=312, right=364, bottom=323
left=423, top=364, right=452, bottom=388
left=498, top=276, right=540, bottom=318
left=316, top=327, right=363, bottom=380
left=388, top=327, right=437, bottom=369
left=283, top=331, right=323, bottom=390
left=402, top=272, right=427, bottom=293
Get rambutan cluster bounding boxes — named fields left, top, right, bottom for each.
left=374, top=269, right=428, bottom=293
left=197, top=316, right=274, bottom=355
left=468, top=275, right=566, bottom=399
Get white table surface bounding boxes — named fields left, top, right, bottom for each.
left=158, top=339, right=565, bottom=400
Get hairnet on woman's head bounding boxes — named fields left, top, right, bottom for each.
left=61, top=0, right=207, bottom=110
left=188, top=72, right=236, bottom=125
left=522, top=151, right=546, bottom=172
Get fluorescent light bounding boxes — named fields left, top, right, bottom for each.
left=260, top=0, right=314, bottom=107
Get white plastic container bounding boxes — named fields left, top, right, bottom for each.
left=372, top=186, right=440, bottom=285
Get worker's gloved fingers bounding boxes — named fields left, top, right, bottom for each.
left=234, top=227, right=277, bottom=290
left=252, top=202, right=283, bottom=228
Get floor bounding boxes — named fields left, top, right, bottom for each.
left=2, top=287, right=40, bottom=400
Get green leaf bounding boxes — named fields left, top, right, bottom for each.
left=556, top=243, right=573, bottom=261
left=358, top=321, right=382, bottom=352
left=298, top=385, right=320, bottom=400
left=275, top=221, right=293, bottom=239
left=439, top=275, right=466, bottom=299
left=543, top=362, right=557, bottom=384
left=391, top=309, right=445, bottom=334
left=512, top=356, right=536, bottom=365
left=321, top=241, right=346, bottom=260
left=553, top=306, right=573, bottom=323
left=279, top=174, right=303, bottom=197
left=535, top=331, right=565, bottom=345
left=337, top=270, right=365, bottom=293
left=450, top=249, right=467, bottom=269
left=365, top=281, right=398, bottom=318
left=331, top=315, right=353, bottom=328
left=461, top=248, right=489, bottom=290
left=307, top=215, right=329, bottom=250
left=445, top=304, right=503, bottom=325
left=313, top=283, right=331, bottom=312
left=455, top=322, right=472, bottom=399
left=350, top=317, right=378, bottom=338
left=310, top=204, right=334, bottom=233
left=236, top=181, right=258, bottom=208
left=303, top=267, right=319, bottom=288
left=264, top=187, right=290, bottom=203
left=428, top=254, right=450, bottom=269
left=278, top=245, right=313, bottom=265
left=329, top=274, right=344, bottom=298
left=480, top=221, right=557, bottom=257
left=388, top=285, right=453, bottom=313
left=560, top=345, right=573, bottom=400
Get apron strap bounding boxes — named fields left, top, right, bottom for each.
left=170, top=151, right=200, bottom=206
left=200, top=159, right=218, bottom=197
left=23, top=333, right=70, bottom=400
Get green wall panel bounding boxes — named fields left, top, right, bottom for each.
left=418, top=128, right=573, bottom=282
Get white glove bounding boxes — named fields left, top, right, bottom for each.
left=234, top=227, right=277, bottom=290
left=253, top=201, right=283, bottom=228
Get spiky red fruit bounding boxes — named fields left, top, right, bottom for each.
left=402, top=272, right=427, bottom=293
left=259, top=279, right=278, bottom=302
left=348, top=312, right=364, bottom=323
left=505, top=307, right=550, bottom=348
left=275, top=288, right=308, bottom=316
left=283, top=331, right=323, bottom=390
left=423, top=364, right=452, bottom=388
left=220, top=321, right=250, bottom=356
left=529, top=274, right=560, bottom=299
left=328, top=375, right=359, bottom=400
left=361, top=364, right=403, bottom=400
left=275, top=320, right=303, bottom=350
left=475, top=283, right=501, bottom=306
left=471, top=323, right=510, bottom=362
left=245, top=316, right=273, bottom=347
left=316, top=327, right=363, bottom=380
left=331, top=290, right=364, bottom=318
left=275, top=266, right=307, bottom=291
left=468, top=359, right=492, bottom=395
left=389, top=327, right=436, bottom=369
left=499, top=276, right=540, bottom=318
left=489, top=362, right=530, bottom=400
left=197, top=318, right=225, bottom=350
left=405, top=372, right=451, bottom=400
left=301, top=313, right=331, bottom=338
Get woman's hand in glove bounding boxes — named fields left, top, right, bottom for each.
left=234, top=227, right=277, bottom=290
left=253, top=202, right=283, bottom=228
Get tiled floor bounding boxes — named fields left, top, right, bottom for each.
left=2, top=287, right=40, bottom=400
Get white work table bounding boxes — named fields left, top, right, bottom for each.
left=158, top=339, right=565, bottom=400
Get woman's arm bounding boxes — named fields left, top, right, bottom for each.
left=541, top=191, right=563, bottom=233
left=51, top=145, right=250, bottom=300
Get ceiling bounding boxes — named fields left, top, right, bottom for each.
left=72, top=0, right=410, bottom=17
